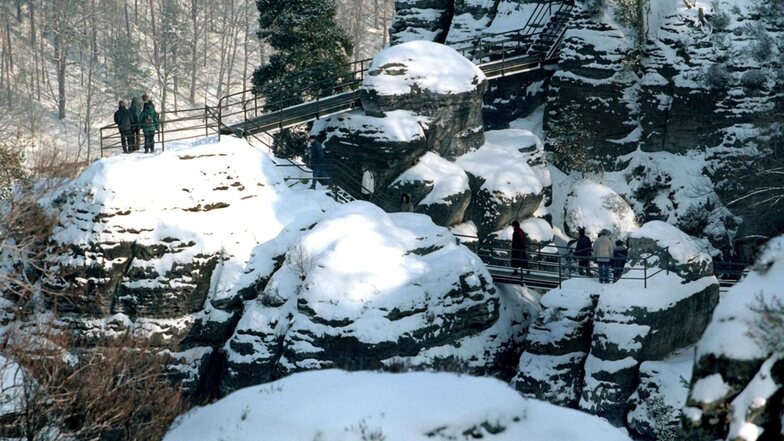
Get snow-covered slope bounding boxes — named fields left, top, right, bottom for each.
left=166, top=369, right=634, bottom=441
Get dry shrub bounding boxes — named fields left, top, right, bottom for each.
left=1, top=325, right=184, bottom=440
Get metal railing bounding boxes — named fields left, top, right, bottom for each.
left=99, top=106, right=220, bottom=157
left=454, top=234, right=669, bottom=289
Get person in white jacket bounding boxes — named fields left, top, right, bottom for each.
left=593, top=229, right=614, bottom=284
left=361, top=163, right=375, bottom=200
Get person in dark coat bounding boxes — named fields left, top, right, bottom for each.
left=130, top=96, right=145, bottom=151
left=139, top=101, right=160, bottom=153
left=511, top=221, right=528, bottom=275
left=400, top=193, right=414, bottom=212
left=611, top=239, right=628, bottom=282
left=575, top=227, right=592, bottom=276
left=113, top=100, right=134, bottom=153
left=307, top=134, right=328, bottom=189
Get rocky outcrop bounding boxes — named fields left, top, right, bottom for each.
left=562, top=180, right=638, bottom=240
left=512, top=281, right=599, bottom=407
left=222, top=202, right=532, bottom=394
left=512, top=224, right=720, bottom=430
left=628, top=220, right=714, bottom=282
left=684, top=235, right=784, bottom=440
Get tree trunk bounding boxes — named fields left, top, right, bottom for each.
left=54, top=34, right=67, bottom=120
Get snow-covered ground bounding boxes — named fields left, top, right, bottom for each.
left=165, top=370, right=633, bottom=441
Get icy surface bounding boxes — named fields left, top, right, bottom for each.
left=166, top=370, right=634, bottom=441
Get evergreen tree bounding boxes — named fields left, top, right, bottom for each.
left=253, top=0, right=354, bottom=110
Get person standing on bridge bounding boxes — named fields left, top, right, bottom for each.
left=511, top=221, right=528, bottom=276
left=593, top=229, right=614, bottom=284
left=139, top=100, right=160, bottom=153
left=113, top=100, right=135, bottom=153
left=361, top=163, right=375, bottom=200
left=131, top=96, right=145, bottom=152
left=308, top=134, right=328, bottom=189
left=611, top=239, right=628, bottom=282
left=575, top=227, right=592, bottom=276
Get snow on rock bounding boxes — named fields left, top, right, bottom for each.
left=563, top=180, right=638, bottom=241
left=359, top=41, right=487, bottom=158
left=627, top=349, right=694, bottom=439
left=39, top=136, right=337, bottom=391
left=391, top=152, right=471, bottom=225
left=222, top=202, right=522, bottom=393
left=686, top=235, right=784, bottom=439
left=456, top=132, right=545, bottom=235
left=362, top=40, right=485, bottom=96
left=513, top=279, right=600, bottom=407
left=628, top=220, right=713, bottom=282
left=166, top=370, right=634, bottom=441
left=494, top=217, right=554, bottom=244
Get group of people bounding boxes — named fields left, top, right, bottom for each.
left=574, top=227, right=628, bottom=283
left=113, top=94, right=160, bottom=154
left=509, top=223, right=628, bottom=283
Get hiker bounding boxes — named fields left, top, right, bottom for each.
left=361, top=163, right=375, bottom=200
left=593, top=229, right=614, bottom=283
left=130, top=96, right=145, bottom=151
left=575, top=227, right=592, bottom=276
left=139, top=100, right=160, bottom=153
left=511, top=221, right=528, bottom=275
left=307, top=134, right=327, bottom=189
left=611, top=239, right=628, bottom=282
left=113, top=100, right=134, bottom=153
left=400, top=193, right=414, bottom=212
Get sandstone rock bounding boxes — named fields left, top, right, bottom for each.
left=628, top=221, right=713, bottom=282
left=563, top=179, right=638, bottom=241
left=223, top=202, right=526, bottom=394
left=360, top=40, right=487, bottom=158
left=390, top=0, right=452, bottom=44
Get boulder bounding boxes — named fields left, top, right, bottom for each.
left=360, top=40, right=487, bottom=158
left=563, top=179, right=638, bottom=241
left=389, top=152, right=471, bottom=225
left=628, top=221, right=713, bottom=282
left=223, top=202, right=527, bottom=394
left=389, top=0, right=452, bottom=44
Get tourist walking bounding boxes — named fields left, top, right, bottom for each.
left=575, top=227, right=592, bottom=276
left=511, top=221, right=528, bottom=275
left=361, top=163, right=375, bottom=200
left=113, top=100, right=135, bottom=153
left=308, top=135, right=328, bottom=189
left=611, top=239, right=628, bottom=282
left=593, top=229, right=614, bottom=283
left=139, top=101, right=160, bottom=153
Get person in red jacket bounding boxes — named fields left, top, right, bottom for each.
left=511, top=221, right=528, bottom=275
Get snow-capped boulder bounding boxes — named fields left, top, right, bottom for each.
left=513, top=280, right=599, bottom=407
left=361, top=40, right=487, bottom=158
left=628, top=221, right=713, bottom=282
left=223, top=202, right=527, bottom=393
left=456, top=133, right=545, bottom=235
left=390, top=152, right=471, bottom=225
left=40, top=137, right=337, bottom=392
left=166, top=370, right=635, bottom=441
left=685, top=235, right=784, bottom=440
left=563, top=180, right=638, bottom=240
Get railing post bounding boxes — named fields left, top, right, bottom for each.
left=558, top=255, right=562, bottom=288
left=644, top=261, right=648, bottom=289
left=204, top=105, right=208, bottom=138
left=218, top=100, right=222, bottom=141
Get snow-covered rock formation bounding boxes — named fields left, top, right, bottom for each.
left=30, top=137, right=536, bottom=398
left=166, top=370, right=635, bottom=441
left=513, top=222, right=720, bottom=433
left=320, top=41, right=549, bottom=234
left=222, top=202, right=534, bottom=393
left=685, top=234, right=784, bottom=440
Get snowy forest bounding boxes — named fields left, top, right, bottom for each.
left=1, top=0, right=783, bottom=440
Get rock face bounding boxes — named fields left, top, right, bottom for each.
left=685, top=235, right=784, bottom=440
left=546, top=0, right=784, bottom=253
left=628, top=221, right=714, bottom=282
left=562, top=180, right=638, bottom=240
left=222, top=202, right=532, bottom=393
